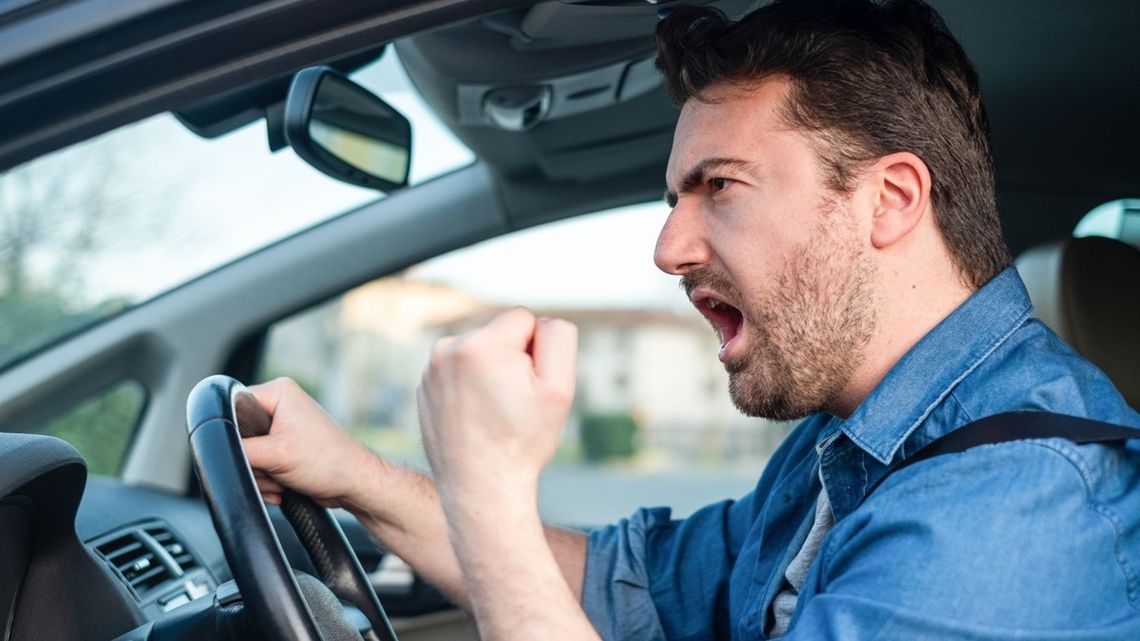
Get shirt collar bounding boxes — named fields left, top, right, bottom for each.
left=834, top=266, right=1033, bottom=466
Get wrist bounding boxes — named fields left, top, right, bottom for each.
left=338, top=447, right=394, bottom=517
left=441, top=479, right=539, bottom=535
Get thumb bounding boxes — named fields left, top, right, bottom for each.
left=480, top=306, right=538, bottom=352
left=531, top=317, right=578, bottom=397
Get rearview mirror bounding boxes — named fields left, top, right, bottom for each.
left=284, top=66, right=412, bottom=192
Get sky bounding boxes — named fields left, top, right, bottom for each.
left=409, top=202, right=683, bottom=310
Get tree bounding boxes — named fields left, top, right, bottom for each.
left=0, top=130, right=164, bottom=470
left=0, top=139, right=138, bottom=297
left=0, top=136, right=163, bottom=366
left=579, top=411, right=640, bottom=463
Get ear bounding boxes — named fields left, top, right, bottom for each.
left=868, top=152, right=932, bottom=249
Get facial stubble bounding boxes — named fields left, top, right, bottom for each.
left=687, top=210, right=877, bottom=421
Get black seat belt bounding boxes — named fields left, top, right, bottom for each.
left=871, top=411, right=1140, bottom=495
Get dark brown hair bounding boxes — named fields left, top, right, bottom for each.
left=656, top=0, right=1011, bottom=289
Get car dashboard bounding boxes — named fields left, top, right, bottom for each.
left=79, top=478, right=228, bottom=621
left=1, top=430, right=452, bottom=641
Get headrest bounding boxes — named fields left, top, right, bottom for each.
left=1016, top=236, right=1140, bottom=408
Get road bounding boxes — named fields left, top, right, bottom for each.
left=538, top=464, right=764, bottom=527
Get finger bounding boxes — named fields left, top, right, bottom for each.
left=246, top=377, right=301, bottom=418
left=532, top=317, right=578, bottom=395
left=479, top=306, right=538, bottom=351
left=242, top=434, right=283, bottom=473
left=262, top=492, right=283, bottom=506
left=256, top=475, right=285, bottom=495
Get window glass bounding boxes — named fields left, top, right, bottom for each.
left=262, top=203, right=793, bottom=525
left=35, top=380, right=146, bottom=476
left=0, top=49, right=473, bottom=372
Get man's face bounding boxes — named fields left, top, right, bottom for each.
left=658, top=78, right=877, bottom=420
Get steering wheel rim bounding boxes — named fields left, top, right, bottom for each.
left=187, top=375, right=398, bottom=641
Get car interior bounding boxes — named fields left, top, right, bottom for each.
left=1, top=0, right=1139, bottom=640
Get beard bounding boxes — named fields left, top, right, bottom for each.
left=682, top=214, right=877, bottom=421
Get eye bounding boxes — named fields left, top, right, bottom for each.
left=708, top=177, right=731, bottom=194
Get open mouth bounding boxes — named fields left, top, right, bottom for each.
left=693, top=293, right=744, bottom=359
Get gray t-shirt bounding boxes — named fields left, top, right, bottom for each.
left=766, top=486, right=834, bottom=638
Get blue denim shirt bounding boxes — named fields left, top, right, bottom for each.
left=583, top=267, right=1140, bottom=640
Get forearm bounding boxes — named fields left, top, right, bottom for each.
left=445, top=488, right=601, bottom=641
left=346, top=453, right=587, bottom=609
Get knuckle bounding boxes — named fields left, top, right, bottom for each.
left=452, top=334, right=485, bottom=362
left=263, top=437, right=288, bottom=462
left=549, top=318, right=578, bottom=335
left=429, top=336, right=458, bottom=364
left=510, top=306, right=536, bottom=322
left=274, top=376, right=301, bottom=393
left=429, top=340, right=447, bottom=361
left=542, top=380, right=575, bottom=406
left=272, top=431, right=300, bottom=457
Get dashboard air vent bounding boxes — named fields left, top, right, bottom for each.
left=145, top=524, right=199, bottom=572
left=95, top=532, right=173, bottom=598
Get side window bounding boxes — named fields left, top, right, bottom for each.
left=261, top=203, right=793, bottom=525
left=35, top=380, right=146, bottom=476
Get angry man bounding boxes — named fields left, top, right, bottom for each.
left=243, top=1, right=1140, bottom=639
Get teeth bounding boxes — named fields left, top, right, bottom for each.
left=707, top=299, right=720, bottom=310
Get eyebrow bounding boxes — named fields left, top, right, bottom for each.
left=663, top=157, right=759, bottom=207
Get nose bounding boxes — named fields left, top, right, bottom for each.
left=654, top=200, right=711, bottom=275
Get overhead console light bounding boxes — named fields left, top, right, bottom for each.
left=461, top=55, right=661, bottom=131
left=482, top=85, right=552, bottom=131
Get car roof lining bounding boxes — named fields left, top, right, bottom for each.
left=398, top=0, right=1140, bottom=255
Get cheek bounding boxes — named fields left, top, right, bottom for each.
left=713, top=235, right=783, bottom=307
left=707, top=197, right=803, bottom=284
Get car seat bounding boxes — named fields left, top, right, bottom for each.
left=1016, top=235, right=1140, bottom=409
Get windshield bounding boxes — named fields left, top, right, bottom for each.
left=0, top=50, right=473, bottom=371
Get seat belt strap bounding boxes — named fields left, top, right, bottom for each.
left=871, top=411, right=1140, bottom=495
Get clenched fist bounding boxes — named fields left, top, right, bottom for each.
left=418, top=307, right=578, bottom=508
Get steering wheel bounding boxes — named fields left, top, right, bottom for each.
left=186, top=375, right=399, bottom=641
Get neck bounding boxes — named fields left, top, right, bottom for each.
left=829, top=246, right=974, bottom=419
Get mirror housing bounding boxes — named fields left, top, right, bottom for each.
left=284, top=66, right=412, bottom=192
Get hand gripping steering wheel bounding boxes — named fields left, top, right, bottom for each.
left=187, top=375, right=399, bottom=641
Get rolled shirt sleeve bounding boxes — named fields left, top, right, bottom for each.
left=583, top=506, right=672, bottom=641
left=583, top=498, right=749, bottom=641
